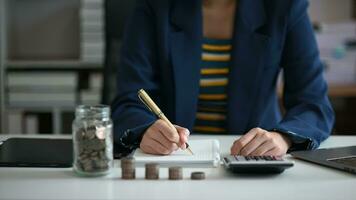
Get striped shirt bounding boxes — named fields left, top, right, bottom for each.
left=193, top=38, right=232, bottom=134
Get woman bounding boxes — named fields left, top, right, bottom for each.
left=112, top=0, right=334, bottom=156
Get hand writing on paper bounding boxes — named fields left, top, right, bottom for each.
left=230, top=128, right=291, bottom=156
left=140, top=119, right=190, bottom=155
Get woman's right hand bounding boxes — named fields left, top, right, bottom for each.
left=140, top=119, right=190, bottom=155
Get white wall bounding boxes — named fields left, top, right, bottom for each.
left=0, top=0, right=7, bottom=133
left=308, top=0, right=354, bottom=22
left=7, top=0, right=80, bottom=60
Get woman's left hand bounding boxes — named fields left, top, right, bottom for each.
left=230, top=128, right=292, bottom=156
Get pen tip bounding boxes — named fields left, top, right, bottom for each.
left=187, top=147, right=194, bottom=155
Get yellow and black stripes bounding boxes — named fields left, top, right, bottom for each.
left=201, top=68, right=229, bottom=75
left=193, top=38, right=232, bottom=134
left=202, top=53, right=231, bottom=62
left=202, top=44, right=232, bottom=51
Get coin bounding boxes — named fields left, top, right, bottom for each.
left=121, top=158, right=136, bottom=180
left=191, top=172, right=205, bottom=180
left=168, top=166, right=183, bottom=180
left=145, top=163, right=159, bottom=180
left=74, top=125, right=111, bottom=173
left=122, top=168, right=136, bottom=179
left=121, top=158, right=134, bottom=167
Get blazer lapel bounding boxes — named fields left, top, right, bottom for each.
left=227, top=0, right=271, bottom=134
left=169, top=0, right=202, bottom=129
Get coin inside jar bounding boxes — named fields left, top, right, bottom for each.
left=74, top=125, right=110, bottom=174
left=72, top=105, right=113, bottom=177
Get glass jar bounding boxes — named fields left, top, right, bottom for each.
left=72, top=105, right=113, bottom=176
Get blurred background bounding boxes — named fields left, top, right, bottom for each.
left=0, top=0, right=355, bottom=135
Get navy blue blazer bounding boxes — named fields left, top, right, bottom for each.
left=112, top=0, right=335, bottom=152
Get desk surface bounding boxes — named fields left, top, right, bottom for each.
left=0, top=135, right=355, bottom=200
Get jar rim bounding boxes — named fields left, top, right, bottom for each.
left=75, top=104, right=110, bottom=118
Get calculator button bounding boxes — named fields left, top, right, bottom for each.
left=273, top=156, right=283, bottom=161
left=246, top=156, right=259, bottom=162
left=264, top=156, right=273, bottom=161
left=239, top=156, right=246, bottom=161
left=234, top=156, right=246, bottom=161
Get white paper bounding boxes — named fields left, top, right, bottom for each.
left=133, top=139, right=220, bottom=167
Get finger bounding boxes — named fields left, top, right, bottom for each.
left=230, top=139, right=243, bottom=155
left=156, top=120, right=180, bottom=143
left=249, top=140, right=275, bottom=156
left=141, top=144, right=156, bottom=154
left=230, top=128, right=260, bottom=155
left=175, top=125, right=190, bottom=149
left=264, top=147, right=287, bottom=157
left=175, top=125, right=190, bottom=137
left=263, top=147, right=280, bottom=156
left=146, top=137, right=172, bottom=155
left=177, top=131, right=187, bottom=149
left=140, top=137, right=157, bottom=154
left=240, top=131, right=270, bottom=156
left=149, top=131, right=179, bottom=152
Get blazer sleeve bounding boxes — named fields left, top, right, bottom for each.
left=274, top=0, right=335, bottom=150
left=111, top=0, right=159, bottom=153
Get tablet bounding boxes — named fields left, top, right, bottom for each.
left=0, top=138, right=73, bottom=167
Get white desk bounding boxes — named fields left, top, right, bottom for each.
left=0, top=135, right=355, bottom=200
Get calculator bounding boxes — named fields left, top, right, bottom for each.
left=223, top=155, right=294, bottom=173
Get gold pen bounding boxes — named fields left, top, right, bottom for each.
left=137, top=89, right=194, bottom=155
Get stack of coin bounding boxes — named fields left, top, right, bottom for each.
left=145, top=163, right=159, bottom=180
left=74, top=126, right=110, bottom=173
left=168, top=166, right=183, bottom=180
left=121, top=158, right=135, bottom=179
left=191, top=172, right=205, bottom=180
